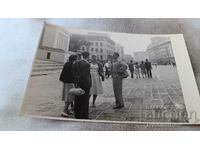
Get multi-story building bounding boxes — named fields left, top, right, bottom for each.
left=146, top=37, right=175, bottom=65
left=124, top=54, right=134, bottom=64
left=115, top=43, right=125, bottom=61
left=133, top=51, right=149, bottom=62
left=37, top=23, right=73, bottom=63
left=73, top=32, right=116, bottom=62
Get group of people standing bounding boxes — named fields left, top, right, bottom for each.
left=59, top=52, right=128, bottom=119
left=128, top=59, right=153, bottom=79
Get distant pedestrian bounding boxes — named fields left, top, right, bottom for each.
left=134, top=62, right=140, bottom=79
left=145, top=59, right=152, bottom=78
left=140, top=61, right=146, bottom=78
left=111, top=52, right=127, bottom=109
left=89, top=55, right=104, bottom=108
left=128, top=60, right=134, bottom=78
left=105, top=60, right=111, bottom=78
left=59, top=54, right=78, bottom=117
left=172, top=62, right=176, bottom=67
left=73, top=52, right=91, bottom=119
left=154, top=63, right=158, bottom=68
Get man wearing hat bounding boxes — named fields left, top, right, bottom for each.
left=111, top=52, right=127, bottom=109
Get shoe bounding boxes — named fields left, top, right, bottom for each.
left=61, top=112, right=69, bottom=117
left=67, top=110, right=74, bottom=115
left=112, top=105, right=124, bottom=109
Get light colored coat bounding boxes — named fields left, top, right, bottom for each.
left=111, top=61, right=128, bottom=78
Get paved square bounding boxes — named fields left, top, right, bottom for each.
left=21, top=65, right=188, bottom=123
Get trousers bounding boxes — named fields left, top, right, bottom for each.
left=146, top=69, right=152, bottom=78
left=130, top=70, right=134, bottom=78
left=112, top=77, right=124, bottom=107
left=74, top=88, right=90, bottom=119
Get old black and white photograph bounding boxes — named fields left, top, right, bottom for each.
left=20, top=22, right=194, bottom=123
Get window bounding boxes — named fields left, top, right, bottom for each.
left=96, top=42, right=98, bottom=46
left=91, top=48, right=94, bottom=52
left=100, top=48, right=103, bottom=53
left=100, top=42, right=103, bottom=46
left=46, top=52, right=51, bottom=59
left=82, top=47, right=85, bottom=51
left=87, top=47, right=89, bottom=52
left=96, top=48, right=98, bottom=52
left=100, top=55, right=103, bottom=60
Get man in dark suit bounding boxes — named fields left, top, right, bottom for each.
left=74, top=52, right=91, bottom=119
left=128, top=60, right=134, bottom=78
left=145, top=59, right=152, bottom=78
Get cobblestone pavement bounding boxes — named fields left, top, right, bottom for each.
left=21, top=65, right=188, bottom=123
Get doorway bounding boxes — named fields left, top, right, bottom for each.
left=46, top=52, right=51, bottom=59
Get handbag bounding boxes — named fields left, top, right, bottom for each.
left=120, top=70, right=129, bottom=79
left=115, top=61, right=129, bottom=79
left=68, top=88, right=85, bottom=96
left=69, top=61, right=87, bottom=96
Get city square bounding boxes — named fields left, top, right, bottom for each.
left=21, top=61, right=188, bottom=123
left=20, top=23, right=189, bottom=123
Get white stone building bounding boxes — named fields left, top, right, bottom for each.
left=146, top=37, right=175, bottom=65
left=124, top=54, right=134, bottom=63
left=133, top=51, right=149, bottom=62
left=36, top=23, right=73, bottom=63
left=76, top=32, right=116, bottom=62
left=115, top=43, right=125, bottom=61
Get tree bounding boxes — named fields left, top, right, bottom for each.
left=69, top=34, right=91, bottom=52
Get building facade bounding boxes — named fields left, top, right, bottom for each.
left=146, top=37, right=175, bottom=65
left=124, top=54, right=134, bottom=64
left=115, top=43, right=125, bottom=61
left=133, top=51, right=149, bottom=62
left=36, top=23, right=72, bottom=63
left=74, top=32, right=116, bottom=63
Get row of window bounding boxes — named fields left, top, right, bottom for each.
left=90, top=42, right=103, bottom=46
left=82, top=47, right=104, bottom=53
left=149, top=52, right=171, bottom=59
left=57, top=32, right=68, bottom=51
left=89, top=55, right=104, bottom=59
left=99, top=55, right=103, bottom=59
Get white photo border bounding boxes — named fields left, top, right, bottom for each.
left=20, top=22, right=200, bottom=124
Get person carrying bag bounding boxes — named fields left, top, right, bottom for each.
left=111, top=52, right=128, bottom=109
left=73, top=52, right=91, bottom=119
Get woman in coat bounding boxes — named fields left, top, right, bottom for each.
left=59, top=54, right=77, bottom=117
